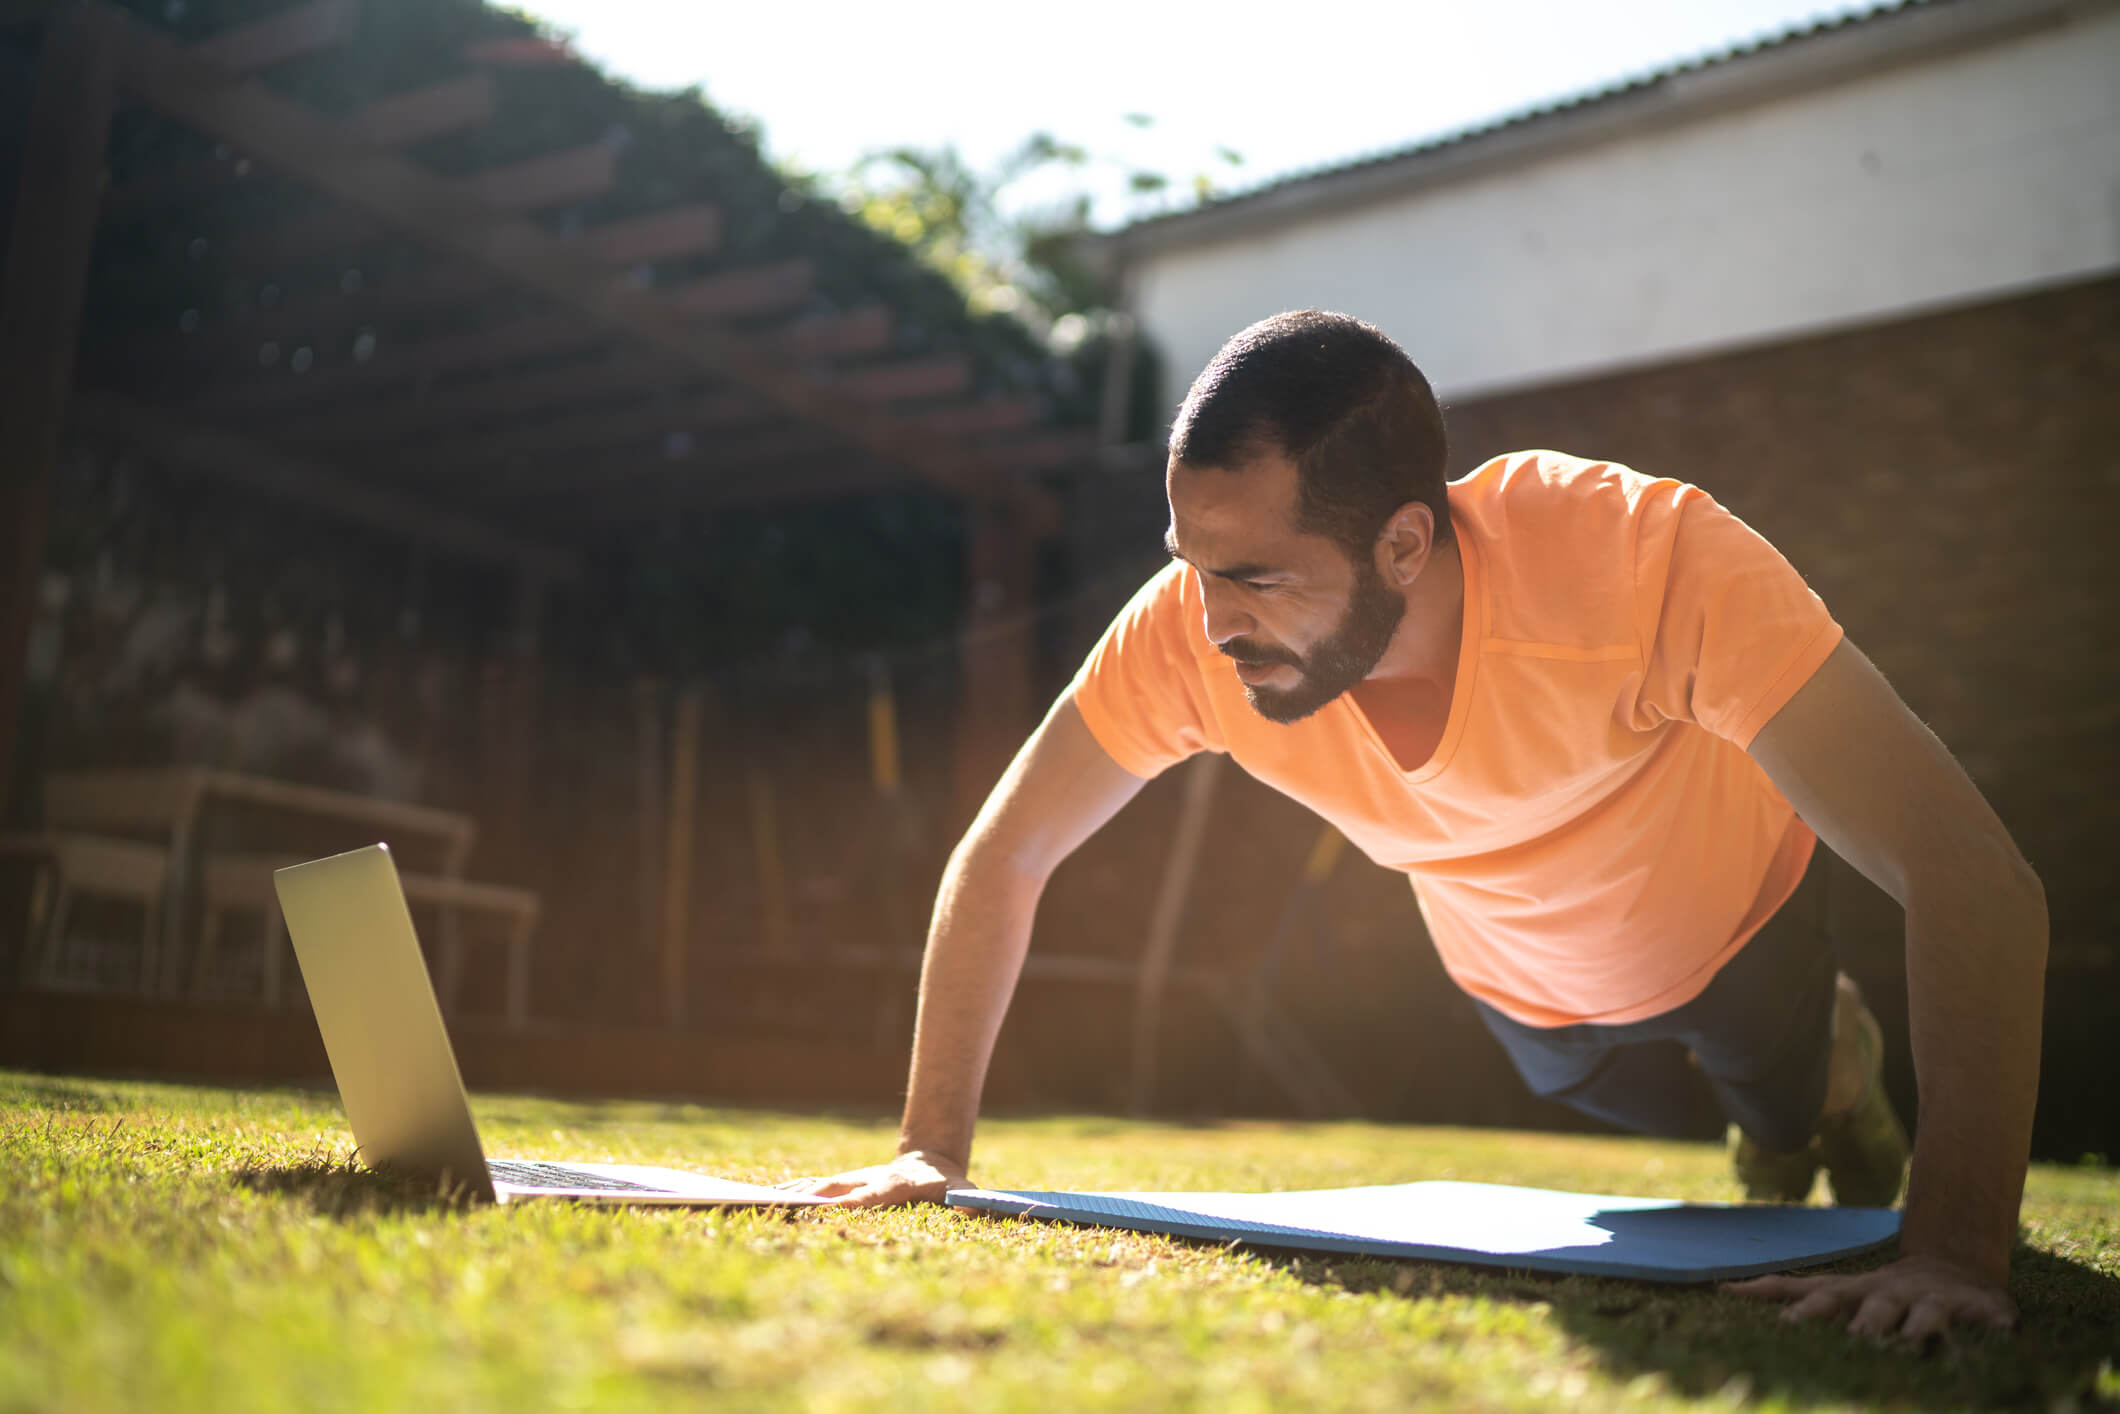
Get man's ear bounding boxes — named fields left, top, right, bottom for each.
left=1375, top=501, right=1437, bottom=588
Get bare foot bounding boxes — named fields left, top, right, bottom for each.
left=1821, top=973, right=1877, bottom=1118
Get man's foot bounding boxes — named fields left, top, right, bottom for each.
left=1729, top=1124, right=1817, bottom=1203
left=1817, top=977, right=1910, bottom=1208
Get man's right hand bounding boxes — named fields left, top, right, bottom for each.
left=781, top=1150, right=969, bottom=1208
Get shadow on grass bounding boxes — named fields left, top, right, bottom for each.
left=1261, top=1239, right=2120, bottom=1410
left=234, top=1156, right=481, bottom=1219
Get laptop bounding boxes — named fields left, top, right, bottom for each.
left=274, top=842, right=828, bottom=1207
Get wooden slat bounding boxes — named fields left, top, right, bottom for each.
left=481, top=424, right=856, bottom=504
left=205, top=310, right=601, bottom=413
left=69, top=393, right=581, bottom=580
left=194, top=257, right=837, bottom=417
left=837, top=354, right=971, bottom=403
left=409, top=388, right=763, bottom=474
left=663, top=259, right=814, bottom=321
left=466, top=142, right=617, bottom=212
left=977, top=429, right=1097, bottom=471
left=345, top=72, right=496, bottom=147
left=773, top=305, right=893, bottom=361
left=270, top=349, right=679, bottom=447
left=105, top=74, right=499, bottom=216
left=574, top=203, right=721, bottom=266
left=93, top=1, right=1027, bottom=507
left=910, top=397, right=1043, bottom=439
left=192, top=0, right=356, bottom=73
left=108, top=262, right=492, bottom=375
left=218, top=205, right=390, bottom=270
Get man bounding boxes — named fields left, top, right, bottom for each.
left=791, top=312, right=2047, bottom=1341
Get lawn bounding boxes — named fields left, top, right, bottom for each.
left=1, top=1069, right=2114, bottom=1413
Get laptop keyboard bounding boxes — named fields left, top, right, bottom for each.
left=488, top=1159, right=668, bottom=1193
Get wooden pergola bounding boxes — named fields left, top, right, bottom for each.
left=0, top=0, right=1086, bottom=817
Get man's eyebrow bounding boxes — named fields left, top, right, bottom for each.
left=1162, top=530, right=1279, bottom=582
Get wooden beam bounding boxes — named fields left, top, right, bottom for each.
left=837, top=355, right=972, bottom=404
left=106, top=261, right=492, bottom=375
left=346, top=72, right=496, bottom=147
left=68, top=392, right=581, bottom=580
left=0, top=2, right=116, bottom=809
left=194, top=258, right=838, bottom=416
left=465, top=141, right=617, bottom=213
left=910, top=396, right=1043, bottom=439
left=192, top=0, right=355, bottom=73
left=977, top=429, right=1098, bottom=471
left=574, top=202, right=721, bottom=266
left=546, top=453, right=930, bottom=522
left=774, top=305, right=893, bottom=360
left=269, top=348, right=678, bottom=448
left=663, top=259, right=814, bottom=321
left=408, top=387, right=763, bottom=474
left=204, top=309, right=603, bottom=413
left=103, top=73, right=497, bottom=215
left=1130, top=753, right=1225, bottom=1116
left=92, top=0, right=1036, bottom=508
left=474, top=421, right=848, bottom=500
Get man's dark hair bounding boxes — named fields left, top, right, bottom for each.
left=1168, top=310, right=1451, bottom=556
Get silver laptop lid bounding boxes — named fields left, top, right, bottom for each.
left=275, top=844, right=494, bottom=1199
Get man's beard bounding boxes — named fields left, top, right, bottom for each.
left=1220, top=558, right=1405, bottom=724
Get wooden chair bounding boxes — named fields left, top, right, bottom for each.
left=0, top=832, right=171, bottom=991
left=407, top=874, right=540, bottom=1029
left=190, top=853, right=300, bottom=1004
left=187, top=852, right=539, bottom=1027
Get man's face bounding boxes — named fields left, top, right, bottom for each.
left=1165, top=453, right=1405, bottom=724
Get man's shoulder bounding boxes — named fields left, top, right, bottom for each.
left=1451, top=449, right=1684, bottom=520
left=1452, top=451, right=1699, bottom=646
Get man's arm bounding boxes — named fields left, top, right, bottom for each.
left=1729, top=638, right=2048, bottom=1339
left=787, top=694, right=1148, bottom=1207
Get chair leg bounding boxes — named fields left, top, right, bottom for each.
left=260, top=906, right=285, bottom=1007
left=436, top=906, right=465, bottom=1015
left=16, top=862, right=52, bottom=986
left=190, top=907, right=225, bottom=998
left=505, top=918, right=531, bottom=1030
left=141, top=901, right=163, bottom=995
left=38, top=884, right=74, bottom=988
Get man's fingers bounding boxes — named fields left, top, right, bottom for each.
left=1899, top=1296, right=1956, bottom=1345
left=1845, top=1288, right=1911, bottom=1340
left=1782, top=1281, right=1863, bottom=1324
left=1973, top=1290, right=2019, bottom=1331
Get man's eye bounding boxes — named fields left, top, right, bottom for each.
left=1242, top=580, right=1273, bottom=593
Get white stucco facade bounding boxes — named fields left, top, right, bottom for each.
left=1124, top=1, right=2120, bottom=405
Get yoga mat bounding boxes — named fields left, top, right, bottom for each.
left=947, top=1180, right=1899, bottom=1283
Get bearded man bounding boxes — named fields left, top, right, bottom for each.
left=790, top=310, right=2047, bottom=1342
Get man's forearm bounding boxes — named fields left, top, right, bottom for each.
left=1897, top=862, right=2048, bottom=1282
left=894, top=839, right=1047, bottom=1170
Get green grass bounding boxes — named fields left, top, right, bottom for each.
left=1, top=1070, right=2115, bottom=1413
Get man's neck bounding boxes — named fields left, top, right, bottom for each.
left=1366, top=536, right=1466, bottom=690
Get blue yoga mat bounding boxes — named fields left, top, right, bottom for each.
left=946, top=1180, right=1900, bottom=1283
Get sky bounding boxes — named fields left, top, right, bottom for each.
left=513, top=0, right=1884, bottom=228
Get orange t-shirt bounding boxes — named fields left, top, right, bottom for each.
left=1069, top=450, right=1844, bottom=1028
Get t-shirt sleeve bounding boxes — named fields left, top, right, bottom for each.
left=1067, top=562, right=1225, bottom=778
left=1630, top=484, right=1844, bottom=748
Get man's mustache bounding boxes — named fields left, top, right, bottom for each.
left=1219, top=639, right=1303, bottom=669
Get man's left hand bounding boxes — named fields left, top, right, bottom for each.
left=1724, top=1255, right=2016, bottom=1341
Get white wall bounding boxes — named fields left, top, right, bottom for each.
left=1132, top=6, right=2120, bottom=408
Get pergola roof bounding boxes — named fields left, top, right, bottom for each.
left=29, top=0, right=1086, bottom=579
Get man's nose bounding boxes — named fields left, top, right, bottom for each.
left=1200, top=580, right=1253, bottom=647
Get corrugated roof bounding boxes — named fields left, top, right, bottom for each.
left=1098, top=0, right=2032, bottom=251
